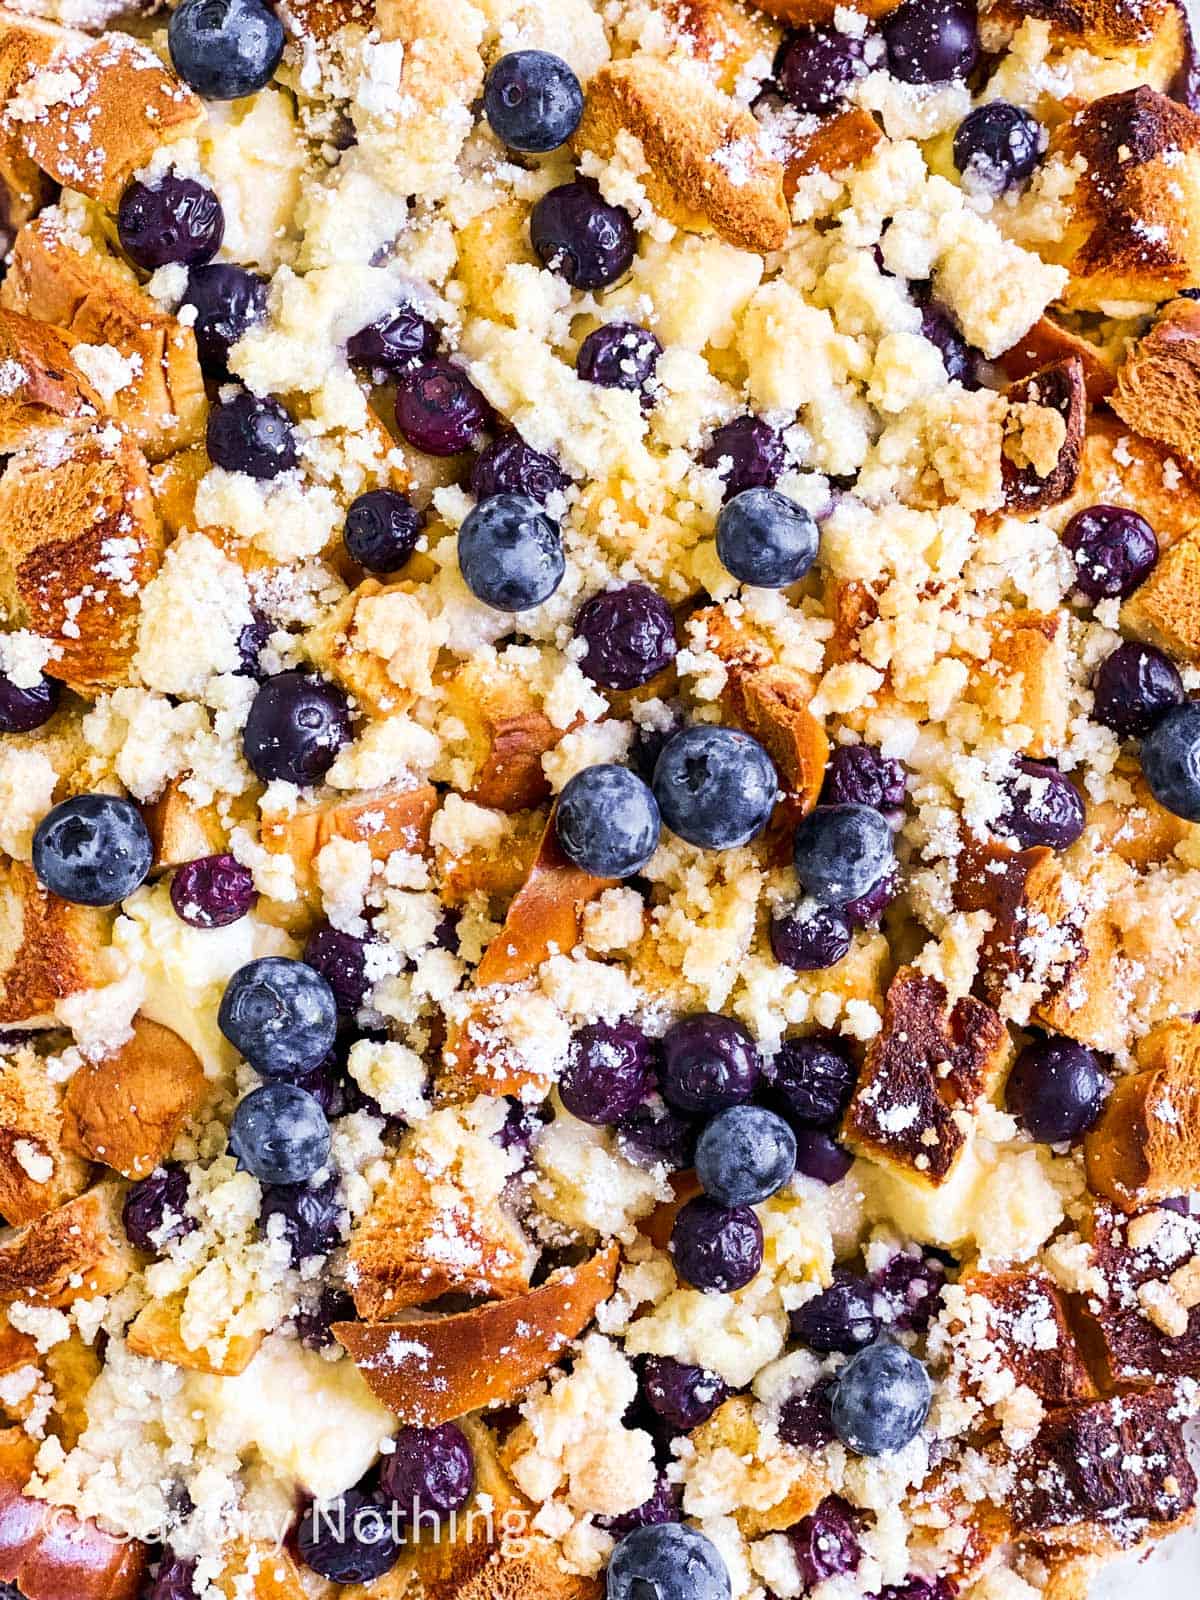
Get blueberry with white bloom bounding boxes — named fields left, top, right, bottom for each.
left=32, top=794, right=153, bottom=907
left=458, top=493, right=564, bottom=611
left=830, top=1341, right=932, bottom=1456
left=229, top=1083, right=331, bottom=1185
left=695, top=1106, right=797, bottom=1207
left=168, top=0, right=284, bottom=99
left=218, top=957, right=338, bottom=1079
left=606, top=1523, right=731, bottom=1600
left=1141, top=701, right=1200, bottom=821
left=484, top=50, right=584, bottom=153
left=555, top=764, right=661, bottom=878
left=652, top=725, right=777, bottom=850
left=716, top=488, right=820, bottom=589
left=792, top=803, right=894, bottom=907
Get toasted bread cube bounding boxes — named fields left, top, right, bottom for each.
left=0, top=306, right=100, bottom=449
left=41, top=1333, right=99, bottom=1452
left=261, top=782, right=438, bottom=902
left=0, top=1183, right=133, bottom=1307
left=976, top=609, right=1071, bottom=758
left=1057, top=413, right=1200, bottom=551
left=1077, top=1201, right=1200, bottom=1385
left=433, top=803, right=542, bottom=908
left=1122, top=521, right=1200, bottom=661
left=0, top=11, right=72, bottom=233
left=1110, top=296, right=1200, bottom=482
left=940, top=1269, right=1096, bottom=1409
left=652, top=0, right=779, bottom=94
left=214, top=1542, right=311, bottom=1600
left=997, top=316, right=1117, bottom=406
left=440, top=655, right=563, bottom=813
left=1085, top=1019, right=1200, bottom=1211
left=307, top=579, right=444, bottom=719
left=1000, top=358, right=1086, bottom=514
left=775, top=105, right=883, bottom=198
left=745, top=0, right=899, bottom=21
left=985, top=0, right=1191, bottom=106
left=126, top=1294, right=264, bottom=1377
left=0, top=859, right=112, bottom=1028
left=0, top=1046, right=90, bottom=1224
left=140, top=777, right=229, bottom=872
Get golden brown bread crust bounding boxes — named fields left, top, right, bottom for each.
left=0, top=306, right=101, bottom=449
left=1121, top=521, right=1200, bottom=659
left=977, top=609, right=1071, bottom=759
left=1058, top=412, right=1200, bottom=551
left=745, top=0, right=900, bottom=20
left=986, top=0, right=1187, bottom=47
left=1000, top=358, right=1086, bottom=513
left=440, top=657, right=564, bottom=813
left=0, top=859, right=113, bottom=1028
left=0, top=12, right=70, bottom=235
left=140, top=777, right=229, bottom=871
left=1076, top=1201, right=1200, bottom=1386
left=0, top=1184, right=133, bottom=1307
left=0, top=1047, right=90, bottom=1224
left=1084, top=1018, right=1200, bottom=1210
left=434, top=806, right=542, bottom=909
left=998, top=317, right=1116, bottom=406
left=777, top=106, right=884, bottom=198
left=261, top=782, right=438, bottom=904
left=126, top=1295, right=265, bottom=1376
left=652, top=0, right=779, bottom=94
left=1112, top=295, right=1200, bottom=478
left=948, top=1268, right=1098, bottom=1405
left=687, top=1395, right=829, bottom=1536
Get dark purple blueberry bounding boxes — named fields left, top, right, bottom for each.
left=118, top=174, right=224, bottom=270
left=122, top=1164, right=196, bottom=1254
left=770, top=904, right=853, bottom=971
left=821, top=744, right=906, bottom=815
left=997, top=757, right=1084, bottom=851
left=883, top=0, right=978, bottom=82
left=296, top=1284, right=355, bottom=1349
left=395, top=358, right=490, bottom=456
left=380, top=1423, right=474, bottom=1518
left=777, top=1377, right=836, bottom=1449
left=597, top=1474, right=681, bottom=1540
left=1062, top=504, right=1158, bottom=601
left=1005, top=1035, right=1112, bottom=1143
left=670, top=1196, right=764, bottom=1292
left=530, top=179, right=636, bottom=290
left=434, top=908, right=461, bottom=954
left=952, top=101, right=1043, bottom=195
left=497, top=1096, right=549, bottom=1153
left=789, top=1496, right=861, bottom=1587
left=574, top=584, right=677, bottom=691
left=343, top=489, right=422, bottom=575
left=147, top=1553, right=197, bottom=1600
left=790, top=1269, right=879, bottom=1353
left=295, top=1052, right=367, bottom=1121
left=1092, top=641, right=1184, bottom=736
left=661, top=1013, right=760, bottom=1115
left=207, top=391, right=296, bottom=480
left=0, top=670, right=58, bottom=733
left=243, top=671, right=351, bottom=785
left=842, top=870, right=896, bottom=928
left=616, top=1098, right=699, bottom=1171
left=641, top=1356, right=729, bottom=1432
left=777, top=25, right=868, bottom=115
left=183, top=264, right=269, bottom=376
left=576, top=321, right=662, bottom=408
left=920, top=300, right=981, bottom=388
left=879, top=1579, right=956, bottom=1600
left=471, top=435, right=569, bottom=504
left=701, top=415, right=786, bottom=501
left=303, top=924, right=369, bottom=1016
left=874, top=1251, right=948, bottom=1334
left=170, top=853, right=256, bottom=929
left=561, top=1019, right=654, bottom=1125
left=630, top=708, right=685, bottom=785
left=296, top=1487, right=402, bottom=1583
left=236, top=610, right=272, bottom=678
left=765, top=1036, right=856, bottom=1129
left=1143, top=701, right=1200, bottom=821
left=793, top=1127, right=854, bottom=1184
left=346, top=305, right=438, bottom=374
left=259, top=1173, right=344, bottom=1263
left=484, top=49, right=584, bottom=152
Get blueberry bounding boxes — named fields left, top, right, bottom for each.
left=295, top=1051, right=367, bottom=1122
left=1062, top=504, right=1158, bottom=601
left=471, top=435, right=569, bottom=504
left=0, top=670, right=58, bottom=733
left=577, top=321, right=662, bottom=408
left=777, top=25, right=869, bottom=116
left=882, top=0, right=978, bottom=83
left=147, top=1554, right=197, bottom=1600
left=296, top=1284, right=356, bottom=1350
left=873, top=1251, right=948, bottom=1334
left=343, top=488, right=422, bottom=574
left=606, top=1520, right=731, bottom=1600
left=207, top=391, right=296, bottom=480
left=122, top=1164, right=195, bottom=1254
left=616, top=1099, right=700, bottom=1172
left=777, top=1377, right=836, bottom=1448
left=598, top=1476, right=681, bottom=1541
left=920, top=300, right=981, bottom=387
left=652, top=725, right=778, bottom=851
left=1005, top=1035, right=1112, bottom=1143
left=574, top=584, right=677, bottom=691
left=792, top=1127, right=854, bottom=1185
left=842, top=869, right=896, bottom=929
left=1142, top=701, right=1200, bottom=820
left=789, top=1496, right=861, bottom=1586
left=379, top=1423, right=474, bottom=1518
left=695, top=1105, right=796, bottom=1207
left=770, top=903, right=853, bottom=971
left=792, top=803, right=894, bottom=906
left=229, top=1082, right=331, bottom=1186
left=218, top=956, right=338, bottom=1079
left=395, top=358, right=490, bottom=456
left=701, top=415, right=786, bottom=501
left=670, top=1196, right=763, bottom=1292
left=242, top=671, right=351, bottom=785
left=457, top=492, right=564, bottom=611
left=640, top=1357, right=728, bottom=1432
left=183, top=264, right=268, bottom=376
left=791, top=1269, right=879, bottom=1353
left=1093, top=641, right=1184, bottom=737
left=821, top=743, right=906, bottom=814
left=530, top=179, right=635, bottom=291
left=997, top=758, right=1084, bottom=850
left=170, top=854, right=256, bottom=929
left=260, top=1173, right=344, bottom=1264
left=952, top=101, right=1044, bottom=195
left=661, top=1013, right=760, bottom=1115
left=830, top=1340, right=932, bottom=1455
left=483, top=50, right=583, bottom=152
left=168, top=0, right=284, bottom=99
left=715, top=487, right=820, bottom=590
left=880, top=1580, right=956, bottom=1600
left=302, top=923, right=369, bottom=1017
left=32, top=794, right=152, bottom=907
left=296, top=1488, right=401, bottom=1583
left=346, top=305, right=438, bottom=375
left=561, top=1020, right=654, bottom=1125
left=555, top=764, right=661, bottom=877
left=117, top=174, right=223, bottom=270
left=236, top=610, right=272, bottom=679
left=765, top=1036, right=857, bottom=1129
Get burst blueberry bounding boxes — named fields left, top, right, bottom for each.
left=218, top=956, right=339, bottom=1079
left=458, top=492, right=564, bottom=611
left=765, top=1036, right=856, bottom=1129
left=574, top=584, right=677, bottom=690
left=883, top=0, right=978, bottom=82
left=343, top=488, right=423, bottom=574
left=661, top=1013, right=760, bottom=1114
left=576, top=321, right=662, bottom=408
left=303, top=923, right=369, bottom=1016
left=0, top=670, right=58, bottom=733
left=347, top=304, right=438, bottom=374
left=1062, top=504, right=1158, bottom=601
left=616, top=1099, right=699, bottom=1172
left=243, top=671, right=351, bottom=785
left=122, top=1164, right=195, bottom=1254
left=791, top=1269, right=879, bottom=1353
left=598, top=1476, right=681, bottom=1541
left=32, top=794, right=152, bottom=907
left=831, top=1340, right=932, bottom=1456
left=296, top=1285, right=356, bottom=1349
left=695, top=1105, right=796, bottom=1207
left=483, top=50, right=584, bottom=152
left=789, top=1496, right=861, bottom=1586
left=770, top=903, right=853, bottom=972
left=606, top=1523, right=731, bottom=1600
left=471, top=434, right=569, bottom=504
left=953, top=101, right=1044, bottom=194
left=653, top=725, right=777, bottom=850
left=842, top=870, right=896, bottom=929
left=260, top=1173, right=344, bottom=1264
left=395, top=358, right=489, bottom=456
left=874, top=1250, right=948, bottom=1333
left=640, top=1357, right=729, bottom=1432
left=207, top=391, right=296, bottom=479
left=777, top=1377, right=837, bottom=1449
left=701, top=415, right=786, bottom=500
left=792, top=1127, right=854, bottom=1184
left=1005, top=1035, right=1112, bottom=1143
left=556, top=765, right=661, bottom=878
left=380, top=1423, right=474, bottom=1517
left=997, top=758, right=1084, bottom=850
left=1142, top=701, right=1200, bottom=820
left=530, top=179, right=635, bottom=290
left=170, top=853, right=255, bottom=929
left=792, top=803, right=895, bottom=907
left=168, top=0, right=285, bottom=99
left=296, top=1487, right=401, bottom=1583
left=1093, top=641, right=1184, bottom=736
left=183, top=264, right=269, bottom=376
left=671, top=1197, right=763, bottom=1292
left=821, top=743, right=906, bottom=814
left=118, top=174, right=223, bottom=271
left=561, top=1020, right=654, bottom=1125
left=716, top=487, right=820, bottom=589
left=777, top=25, right=869, bottom=115
left=920, top=300, right=980, bottom=387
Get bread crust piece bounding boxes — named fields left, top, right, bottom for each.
left=0, top=1184, right=133, bottom=1307
left=126, top=1294, right=264, bottom=1377
left=0, top=1046, right=90, bottom=1224
left=1000, top=359, right=1086, bottom=514
left=574, top=57, right=789, bottom=253
left=335, top=1243, right=619, bottom=1424
left=0, top=306, right=100, bottom=449
left=0, top=859, right=113, bottom=1028
left=940, top=1268, right=1097, bottom=1409
left=1111, top=295, right=1200, bottom=477
left=976, top=609, right=1071, bottom=759
left=997, top=316, right=1116, bottom=406
left=744, top=0, right=900, bottom=21
left=261, top=782, right=438, bottom=902
left=687, top=1395, right=830, bottom=1536
left=775, top=106, right=883, bottom=198
left=0, top=11, right=72, bottom=234
left=440, top=656, right=563, bottom=813
left=1074, top=1201, right=1200, bottom=1385
left=1121, top=520, right=1200, bottom=659
left=140, top=777, right=229, bottom=871
left=1084, top=1018, right=1200, bottom=1210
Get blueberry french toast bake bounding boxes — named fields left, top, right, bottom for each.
left=1, top=0, right=1200, bottom=1598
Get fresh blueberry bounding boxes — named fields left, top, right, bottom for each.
left=242, top=671, right=351, bottom=785
left=873, top=1251, right=948, bottom=1334
left=458, top=492, right=564, bottom=611
left=380, top=1423, right=474, bottom=1517
left=229, top=1082, right=331, bottom=1185
left=32, top=794, right=152, bottom=907
left=555, top=764, right=661, bottom=878
left=170, top=854, right=256, bottom=929
left=182, top=264, right=269, bottom=376
left=821, top=744, right=906, bottom=815
left=1093, top=641, right=1184, bottom=737
left=777, top=25, right=869, bottom=115
left=792, top=1127, right=854, bottom=1184
left=1005, top=1035, right=1112, bottom=1143
left=606, top=1520, right=731, bottom=1600
left=483, top=50, right=583, bottom=152
left=695, top=1105, right=796, bottom=1207
left=997, top=758, right=1084, bottom=850
left=640, top=1356, right=728, bottom=1432
left=616, top=1099, right=700, bottom=1172
left=883, top=0, right=978, bottom=82
left=791, top=1269, right=879, bottom=1353
left=575, top=584, right=677, bottom=690
left=661, top=1013, right=761, bottom=1115
left=789, top=1496, right=861, bottom=1586
left=395, top=358, right=490, bottom=456
left=792, top=803, right=895, bottom=906
left=530, top=179, right=635, bottom=290
left=765, top=1036, right=856, bottom=1129
left=777, top=1377, right=836, bottom=1449
left=347, top=305, right=438, bottom=374
left=670, top=1197, right=763, bottom=1292
left=577, top=321, right=662, bottom=408
left=561, top=1020, right=654, bottom=1125
left=118, top=175, right=223, bottom=270
left=471, top=434, right=569, bottom=504
left=769, top=903, right=853, bottom=971
left=701, top=415, right=786, bottom=501
left=920, top=300, right=981, bottom=387
left=147, top=1554, right=197, bottom=1600
left=296, top=1487, right=401, bottom=1583
left=653, top=725, right=778, bottom=851
left=1062, top=504, right=1158, bottom=601
left=296, top=1284, right=356, bottom=1349
left=842, top=870, right=896, bottom=929
left=168, top=0, right=285, bottom=99
left=716, top=487, right=820, bottom=589
left=1142, top=701, right=1200, bottom=821
left=343, top=488, right=422, bottom=574
left=0, top=670, right=58, bottom=733
left=218, top=956, right=338, bottom=1079
left=122, top=1164, right=195, bottom=1254
left=302, top=924, right=369, bottom=1016
left=207, top=391, right=296, bottom=479
left=953, top=101, right=1044, bottom=194
left=260, top=1173, right=344, bottom=1263
left=831, top=1340, right=932, bottom=1455
left=598, top=1476, right=682, bottom=1540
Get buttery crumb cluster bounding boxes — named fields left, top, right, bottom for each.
left=1, top=0, right=1200, bottom=1598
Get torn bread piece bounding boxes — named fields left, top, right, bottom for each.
left=441, top=654, right=564, bottom=812
left=1121, top=520, right=1200, bottom=660
left=0, top=1183, right=133, bottom=1306
left=937, top=1267, right=1097, bottom=1414
left=1000, top=357, right=1086, bottom=514
left=261, top=781, right=438, bottom=903
left=0, top=1046, right=90, bottom=1224
left=0, top=305, right=101, bottom=449
left=0, top=859, right=113, bottom=1029
left=1075, top=1200, right=1200, bottom=1385
left=1084, top=1017, right=1200, bottom=1211
left=1111, top=294, right=1200, bottom=478
left=126, top=1294, right=264, bottom=1377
